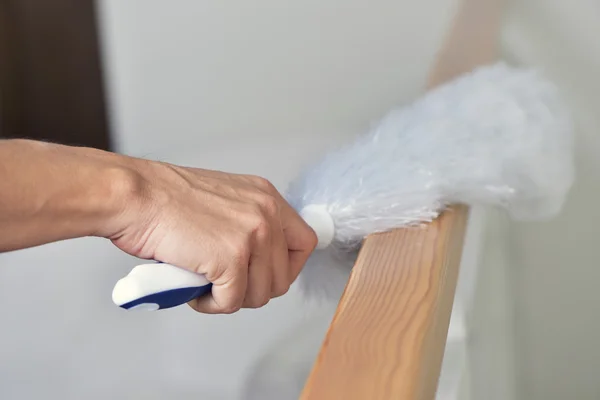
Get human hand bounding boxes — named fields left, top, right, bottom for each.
left=106, top=159, right=318, bottom=314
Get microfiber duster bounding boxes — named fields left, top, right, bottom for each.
left=111, top=62, right=574, bottom=310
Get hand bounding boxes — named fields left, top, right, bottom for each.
left=107, top=159, right=318, bottom=314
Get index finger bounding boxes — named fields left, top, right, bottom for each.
left=277, top=199, right=318, bottom=281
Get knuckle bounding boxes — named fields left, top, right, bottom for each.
left=251, top=218, right=271, bottom=243
left=201, top=261, right=222, bottom=282
left=249, top=175, right=276, bottom=192
left=243, top=206, right=271, bottom=242
left=229, top=240, right=251, bottom=267
left=257, top=194, right=279, bottom=216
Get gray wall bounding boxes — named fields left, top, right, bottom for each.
left=502, top=1, right=600, bottom=399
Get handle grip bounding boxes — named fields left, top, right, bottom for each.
left=112, top=263, right=212, bottom=311
left=112, top=204, right=334, bottom=311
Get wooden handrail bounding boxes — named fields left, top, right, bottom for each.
left=299, top=0, right=505, bottom=399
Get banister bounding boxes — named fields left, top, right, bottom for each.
left=299, top=0, right=505, bottom=399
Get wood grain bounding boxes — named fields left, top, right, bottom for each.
left=300, top=0, right=505, bottom=399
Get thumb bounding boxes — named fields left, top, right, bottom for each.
left=189, top=265, right=248, bottom=314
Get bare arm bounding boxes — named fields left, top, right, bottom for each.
left=0, top=139, right=137, bottom=251
left=0, top=139, right=317, bottom=313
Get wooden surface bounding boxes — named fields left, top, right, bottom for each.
left=300, top=0, right=505, bottom=399
left=0, top=0, right=112, bottom=150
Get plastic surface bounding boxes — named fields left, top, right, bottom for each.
left=112, top=263, right=211, bottom=310
left=299, top=204, right=335, bottom=249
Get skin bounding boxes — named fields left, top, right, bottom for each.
left=0, top=139, right=317, bottom=314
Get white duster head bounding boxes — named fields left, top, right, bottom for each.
left=286, top=62, right=575, bottom=299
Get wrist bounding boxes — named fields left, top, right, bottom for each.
left=85, top=151, right=151, bottom=240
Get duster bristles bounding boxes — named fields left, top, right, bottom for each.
left=286, top=62, right=574, bottom=300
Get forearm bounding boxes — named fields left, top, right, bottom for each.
left=0, top=139, right=141, bottom=252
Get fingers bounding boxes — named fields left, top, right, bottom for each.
left=241, top=180, right=294, bottom=298
left=190, top=259, right=248, bottom=314
left=259, top=180, right=318, bottom=252
left=270, top=222, right=291, bottom=298
left=277, top=201, right=318, bottom=282
left=186, top=173, right=317, bottom=315
left=242, top=219, right=273, bottom=308
left=191, top=189, right=289, bottom=313
left=243, top=192, right=290, bottom=304
left=244, top=174, right=318, bottom=281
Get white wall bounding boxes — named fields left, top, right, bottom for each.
left=96, top=0, right=457, bottom=159
left=464, top=208, right=518, bottom=400
left=0, top=1, right=460, bottom=399
left=501, top=1, right=600, bottom=399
